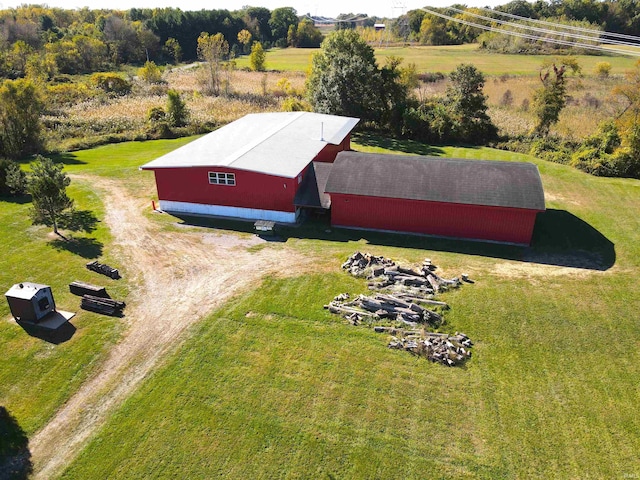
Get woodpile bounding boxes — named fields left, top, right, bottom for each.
left=329, top=252, right=476, bottom=367
left=86, top=260, right=120, bottom=279
left=81, top=294, right=125, bottom=316
left=69, top=280, right=108, bottom=298
left=366, top=258, right=467, bottom=293
left=341, top=251, right=395, bottom=277
left=387, top=331, right=473, bottom=366
left=325, top=293, right=443, bottom=327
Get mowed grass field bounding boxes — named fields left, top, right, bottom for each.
left=236, top=43, right=639, bottom=75
left=2, top=136, right=626, bottom=478
left=0, top=138, right=194, bottom=460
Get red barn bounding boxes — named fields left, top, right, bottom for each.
left=323, top=151, right=545, bottom=245
left=140, top=112, right=359, bottom=223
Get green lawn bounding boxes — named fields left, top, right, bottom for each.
left=46, top=135, right=640, bottom=479
left=236, top=44, right=639, bottom=75
left=0, top=137, right=196, bottom=472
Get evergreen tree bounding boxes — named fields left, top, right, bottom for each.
left=27, top=156, right=74, bottom=235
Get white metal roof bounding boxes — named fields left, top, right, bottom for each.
left=140, top=112, right=359, bottom=178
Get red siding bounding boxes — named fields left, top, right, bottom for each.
left=313, top=134, right=352, bottom=163
left=151, top=166, right=300, bottom=213
left=330, top=193, right=540, bottom=244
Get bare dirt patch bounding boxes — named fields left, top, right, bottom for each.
left=29, top=177, right=310, bottom=479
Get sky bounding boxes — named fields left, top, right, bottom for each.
left=0, top=0, right=502, bottom=18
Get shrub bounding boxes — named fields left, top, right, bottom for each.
left=281, top=97, right=311, bottom=112
left=138, top=61, right=163, bottom=84
left=500, top=89, right=514, bottom=107
left=147, top=106, right=166, bottom=123
left=166, top=89, right=188, bottom=127
left=594, top=62, right=611, bottom=78
left=47, top=83, right=92, bottom=106
left=90, top=73, right=131, bottom=95
left=0, top=158, right=27, bottom=196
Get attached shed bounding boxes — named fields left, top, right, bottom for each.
left=5, top=282, right=56, bottom=323
left=140, top=112, right=358, bottom=223
left=324, top=152, right=545, bottom=245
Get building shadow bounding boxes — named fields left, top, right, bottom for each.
left=17, top=320, right=77, bottom=344
left=49, top=236, right=104, bottom=259
left=171, top=208, right=614, bottom=271
left=0, top=407, right=32, bottom=480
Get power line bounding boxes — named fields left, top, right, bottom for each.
left=445, top=6, right=640, bottom=49
left=420, top=7, right=640, bottom=57
left=475, top=5, right=640, bottom=43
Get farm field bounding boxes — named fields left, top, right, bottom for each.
left=235, top=43, right=639, bottom=75
left=0, top=135, right=634, bottom=478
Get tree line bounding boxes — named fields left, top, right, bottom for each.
left=0, top=5, right=322, bottom=78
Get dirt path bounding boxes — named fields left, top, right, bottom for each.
left=29, top=177, right=308, bottom=479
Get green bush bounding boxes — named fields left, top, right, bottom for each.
left=90, top=73, right=131, bottom=95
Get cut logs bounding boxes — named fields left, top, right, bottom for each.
left=325, top=293, right=443, bottom=327
left=69, top=280, right=108, bottom=298
left=81, top=294, right=125, bottom=316
left=387, top=332, right=473, bottom=366
left=86, top=260, right=121, bottom=279
left=330, top=252, right=476, bottom=367
left=341, top=251, right=395, bottom=277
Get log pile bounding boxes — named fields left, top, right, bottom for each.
left=69, top=280, right=108, bottom=298
left=325, top=293, right=444, bottom=327
left=86, top=260, right=120, bottom=279
left=329, top=252, right=476, bottom=367
left=367, top=259, right=465, bottom=293
left=81, top=294, right=125, bottom=316
left=341, top=251, right=395, bottom=277
left=387, top=331, right=473, bottom=366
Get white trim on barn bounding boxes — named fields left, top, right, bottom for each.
left=159, top=200, right=299, bottom=223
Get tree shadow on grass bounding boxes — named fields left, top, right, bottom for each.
left=58, top=209, right=100, bottom=234
left=50, top=236, right=103, bottom=259
left=0, top=407, right=32, bottom=480
left=352, top=131, right=446, bottom=156
left=0, top=194, right=31, bottom=205
left=171, top=208, right=614, bottom=271
left=49, top=152, right=88, bottom=166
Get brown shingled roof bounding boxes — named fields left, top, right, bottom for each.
left=324, top=152, right=545, bottom=211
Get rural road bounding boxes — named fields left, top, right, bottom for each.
left=29, top=177, right=306, bottom=478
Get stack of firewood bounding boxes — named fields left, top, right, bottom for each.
left=387, top=331, right=473, bottom=366
left=341, top=251, right=395, bottom=277
left=86, top=260, right=121, bottom=279
left=81, top=294, right=125, bottom=316
left=325, top=293, right=444, bottom=327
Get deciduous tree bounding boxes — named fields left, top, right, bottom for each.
left=307, top=29, right=382, bottom=122
left=197, top=32, right=228, bottom=96
left=249, top=41, right=266, bottom=71
left=0, top=78, right=44, bottom=159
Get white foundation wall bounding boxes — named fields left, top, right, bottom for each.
left=159, top=200, right=298, bottom=223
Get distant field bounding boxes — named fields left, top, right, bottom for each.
left=56, top=136, right=640, bottom=479
left=235, top=43, right=639, bottom=75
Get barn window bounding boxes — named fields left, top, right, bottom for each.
left=208, top=172, right=236, bottom=186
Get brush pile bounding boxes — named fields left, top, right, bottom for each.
left=341, top=251, right=395, bottom=277
left=387, top=331, right=473, bottom=366
left=331, top=252, right=475, bottom=367
left=325, top=293, right=443, bottom=327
